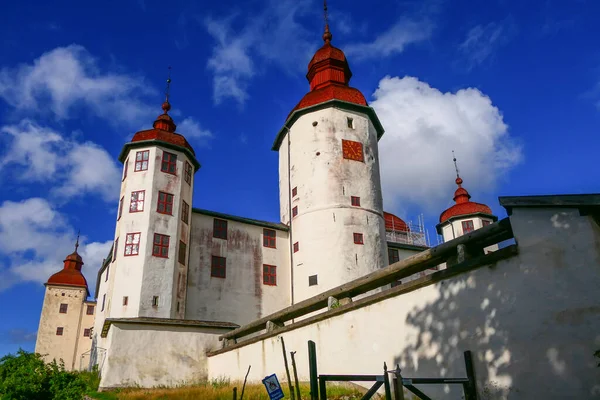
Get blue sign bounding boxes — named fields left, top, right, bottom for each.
left=262, top=373, right=285, bottom=400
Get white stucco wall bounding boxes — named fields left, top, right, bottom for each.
left=185, top=212, right=291, bottom=325
left=208, top=207, right=600, bottom=399
left=279, top=107, right=388, bottom=303
left=99, top=323, right=229, bottom=389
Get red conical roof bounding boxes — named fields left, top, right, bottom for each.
left=47, top=241, right=89, bottom=291
left=439, top=177, right=493, bottom=223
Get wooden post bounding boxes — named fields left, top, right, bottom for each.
left=232, top=387, right=237, bottom=400
left=290, top=351, right=302, bottom=400
left=308, top=341, right=319, bottom=400
left=239, top=365, right=251, bottom=400
left=281, top=337, right=296, bottom=400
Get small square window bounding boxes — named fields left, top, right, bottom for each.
left=388, top=248, right=400, bottom=264
left=86, top=305, right=94, bottom=315
left=134, top=150, right=149, bottom=171
left=213, top=219, right=228, bottom=240
left=152, top=233, right=170, bottom=258
left=56, top=327, right=64, bottom=336
left=124, top=232, right=141, bottom=256
left=161, top=151, right=177, bottom=175
left=292, top=187, right=297, bottom=197
left=118, top=196, right=124, bottom=220
left=462, top=220, right=475, bottom=234
left=347, top=117, right=354, bottom=129
left=309, top=275, right=318, bottom=286
left=59, top=303, right=68, bottom=313
left=123, top=159, right=128, bottom=181
left=263, top=264, right=277, bottom=286
left=293, top=242, right=299, bottom=253
left=353, top=233, right=364, bottom=245
left=83, top=328, right=91, bottom=337
left=152, top=296, right=159, bottom=307
left=263, top=229, right=276, bottom=248
left=157, top=191, right=174, bottom=215
left=292, top=206, right=298, bottom=217
left=130, top=190, right=145, bottom=213
left=351, top=196, right=360, bottom=206
left=184, top=161, right=193, bottom=185
left=211, top=256, right=226, bottom=278
left=178, top=241, right=187, bottom=265
left=181, top=200, right=190, bottom=224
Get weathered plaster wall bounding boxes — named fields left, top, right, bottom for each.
left=185, top=213, right=291, bottom=325
left=208, top=207, right=600, bottom=399
left=99, top=324, right=228, bottom=388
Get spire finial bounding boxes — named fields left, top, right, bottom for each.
left=452, top=150, right=463, bottom=186
left=75, top=230, right=80, bottom=253
left=322, top=0, right=332, bottom=43
left=162, top=66, right=172, bottom=114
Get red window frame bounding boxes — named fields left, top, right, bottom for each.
left=86, top=305, right=94, bottom=315
left=181, top=200, right=189, bottom=224
left=130, top=190, right=145, bottom=213
left=152, top=233, right=170, bottom=258
left=157, top=191, right=174, bottom=215
left=123, top=159, right=128, bottom=181
left=59, top=303, right=68, bottom=313
left=184, top=161, right=192, bottom=185
left=482, top=220, right=491, bottom=227
left=292, top=206, right=298, bottom=217
left=213, top=219, right=227, bottom=240
left=292, top=187, right=297, bottom=197
left=118, top=196, right=124, bottom=220
left=354, top=233, right=364, bottom=245
left=161, top=151, right=177, bottom=175
left=351, top=196, right=361, bottom=206
left=83, top=328, right=91, bottom=337
left=113, top=237, right=118, bottom=262
left=178, top=241, right=186, bottom=265
left=124, top=232, right=141, bottom=256
left=56, top=327, right=64, bottom=336
left=263, top=264, right=277, bottom=286
left=211, top=256, right=226, bottom=278
left=134, top=150, right=149, bottom=172
left=293, top=242, right=299, bottom=253
left=263, top=229, right=276, bottom=248
left=462, top=220, right=475, bottom=234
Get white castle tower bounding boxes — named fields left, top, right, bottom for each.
left=92, top=84, right=200, bottom=352
left=273, top=13, right=388, bottom=302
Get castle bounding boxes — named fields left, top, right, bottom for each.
left=35, top=12, right=499, bottom=382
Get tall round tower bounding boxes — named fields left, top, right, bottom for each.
left=273, top=13, right=387, bottom=302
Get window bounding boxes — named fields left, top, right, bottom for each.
left=101, top=294, right=106, bottom=311
left=161, top=151, right=177, bottom=174
left=293, top=242, right=299, bottom=253
left=388, top=248, right=400, bottom=264
left=83, top=328, right=91, bottom=337
left=130, top=190, right=145, bottom=213
left=263, top=229, right=276, bottom=248
left=124, top=232, right=141, bottom=256
left=347, top=117, right=354, bottom=129
left=135, top=150, right=149, bottom=171
left=351, top=196, right=361, bottom=206
left=122, top=296, right=128, bottom=306
left=292, top=187, right=297, bottom=197
left=213, top=219, right=228, bottom=240
left=152, top=296, right=159, bottom=307
left=178, top=241, right=186, bottom=265
left=123, top=159, right=128, bottom=180
left=309, top=275, right=318, bottom=286
left=59, top=304, right=68, bottom=313
left=152, top=233, right=170, bottom=258
left=482, top=220, right=491, bottom=227
left=292, top=206, right=298, bottom=217
left=118, top=197, right=124, bottom=220
left=263, top=265, right=277, bottom=286
left=86, top=305, right=94, bottom=315
left=211, top=256, right=226, bottom=278
left=181, top=200, right=189, bottom=224
left=157, top=191, right=174, bottom=215
left=354, top=233, right=364, bottom=244
left=105, top=265, right=109, bottom=282
left=56, top=327, right=64, bottom=336
left=462, top=220, right=475, bottom=234
left=113, top=238, right=118, bottom=263
left=184, top=161, right=192, bottom=185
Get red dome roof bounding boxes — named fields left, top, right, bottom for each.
left=439, top=177, right=493, bottom=223
left=46, top=249, right=88, bottom=290
left=384, top=212, right=410, bottom=232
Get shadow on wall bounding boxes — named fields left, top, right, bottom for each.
left=393, top=211, right=600, bottom=399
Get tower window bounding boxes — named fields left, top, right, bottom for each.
left=263, top=229, right=276, bottom=248
left=113, top=238, right=119, bottom=263
left=184, top=161, right=192, bottom=185
left=309, top=275, right=318, bottom=286
left=347, top=117, right=354, bottom=129
left=152, top=233, right=170, bottom=258
left=123, top=159, right=128, bottom=181
left=161, top=151, right=177, bottom=175
left=157, top=191, right=174, bottom=215
left=351, top=196, right=361, bottom=206
left=152, top=296, right=159, bottom=307
left=292, top=206, right=298, bottom=217
left=353, top=233, right=364, bottom=245
left=59, top=304, right=68, bottom=313
left=105, top=265, right=109, bottom=282
left=124, top=232, right=141, bottom=256
left=263, top=264, right=277, bottom=286
left=135, top=150, right=149, bottom=171
left=178, top=241, right=186, bottom=265
left=388, top=248, right=400, bottom=264
left=56, top=327, right=64, bottom=336
left=130, top=190, right=145, bottom=213
left=118, top=196, right=124, bottom=220
left=123, top=296, right=128, bottom=306
left=211, top=256, right=226, bottom=278
left=292, top=187, right=297, bottom=197
left=293, top=242, right=299, bottom=253
left=101, top=294, right=106, bottom=311
left=462, top=220, right=475, bottom=234
left=86, top=305, right=94, bottom=315
left=482, top=220, right=491, bottom=227
left=181, top=200, right=190, bottom=224
left=213, top=219, right=228, bottom=240
left=83, top=328, right=91, bottom=337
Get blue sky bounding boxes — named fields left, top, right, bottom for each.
left=0, top=0, right=598, bottom=357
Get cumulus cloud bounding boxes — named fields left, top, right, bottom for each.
left=178, top=117, right=213, bottom=146
left=0, top=198, right=111, bottom=295
left=459, top=17, right=517, bottom=69
left=372, top=76, right=522, bottom=213
left=0, top=120, right=121, bottom=202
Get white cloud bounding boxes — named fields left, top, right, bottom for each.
left=372, top=76, right=522, bottom=213
left=177, top=117, right=213, bottom=145
left=0, top=198, right=111, bottom=295
left=345, top=18, right=434, bottom=61
left=459, top=18, right=517, bottom=69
